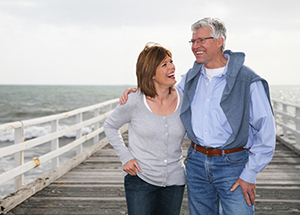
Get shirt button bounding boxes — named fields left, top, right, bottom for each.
left=164, top=160, right=167, bottom=163
left=205, top=132, right=208, bottom=135
left=165, top=132, right=168, bottom=136
left=207, top=99, right=210, bottom=101
left=163, top=116, right=166, bottom=119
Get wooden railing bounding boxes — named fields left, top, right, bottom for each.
left=272, top=99, right=300, bottom=153
left=0, top=98, right=119, bottom=194
left=1, top=98, right=299, bottom=210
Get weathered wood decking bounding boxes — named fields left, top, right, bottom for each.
left=5, top=132, right=300, bottom=215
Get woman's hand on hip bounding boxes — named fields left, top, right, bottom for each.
left=123, top=159, right=142, bottom=175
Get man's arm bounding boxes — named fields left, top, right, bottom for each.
left=175, top=73, right=187, bottom=95
left=230, top=81, right=276, bottom=206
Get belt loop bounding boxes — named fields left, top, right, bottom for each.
left=222, top=150, right=225, bottom=157
left=193, top=143, right=197, bottom=153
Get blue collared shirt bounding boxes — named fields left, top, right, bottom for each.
left=176, top=55, right=275, bottom=183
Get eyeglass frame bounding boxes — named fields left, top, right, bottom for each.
left=189, top=37, right=214, bottom=45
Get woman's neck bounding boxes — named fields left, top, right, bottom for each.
left=146, top=87, right=177, bottom=116
left=147, top=87, right=170, bottom=103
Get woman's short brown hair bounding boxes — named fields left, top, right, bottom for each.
left=136, top=43, right=173, bottom=98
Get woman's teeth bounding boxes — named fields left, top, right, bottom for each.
left=167, top=73, right=175, bottom=78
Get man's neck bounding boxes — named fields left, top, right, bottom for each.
left=205, top=55, right=228, bottom=69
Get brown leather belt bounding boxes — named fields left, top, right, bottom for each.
left=191, top=142, right=245, bottom=157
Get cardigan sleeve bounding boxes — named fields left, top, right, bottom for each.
left=104, top=94, right=136, bottom=166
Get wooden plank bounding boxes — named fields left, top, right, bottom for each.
left=0, top=126, right=127, bottom=214
left=4, top=133, right=300, bottom=215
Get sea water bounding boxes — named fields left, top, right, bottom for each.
left=0, top=84, right=299, bottom=198
left=0, top=85, right=134, bottom=198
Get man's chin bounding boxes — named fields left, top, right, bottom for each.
left=196, top=60, right=204, bottom=64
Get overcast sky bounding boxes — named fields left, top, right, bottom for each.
left=0, top=0, right=299, bottom=86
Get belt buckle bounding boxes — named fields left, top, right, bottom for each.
left=206, top=148, right=214, bottom=157
left=206, top=148, right=220, bottom=157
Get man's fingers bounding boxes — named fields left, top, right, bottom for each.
left=230, top=181, right=239, bottom=192
left=243, top=191, right=251, bottom=206
left=119, top=92, right=129, bottom=104
left=119, top=88, right=134, bottom=105
left=232, top=178, right=256, bottom=206
left=249, top=188, right=256, bottom=206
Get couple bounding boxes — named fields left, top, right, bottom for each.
left=104, top=17, right=276, bottom=215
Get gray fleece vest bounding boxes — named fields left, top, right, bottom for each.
left=180, top=50, right=272, bottom=150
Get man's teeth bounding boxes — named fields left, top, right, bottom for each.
left=196, top=51, right=204, bottom=55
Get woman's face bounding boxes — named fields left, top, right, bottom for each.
left=153, top=55, right=176, bottom=88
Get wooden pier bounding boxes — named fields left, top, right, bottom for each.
left=4, top=132, right=300, bottom=215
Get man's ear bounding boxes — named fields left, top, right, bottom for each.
left=217, top=37, right=224, bottom=49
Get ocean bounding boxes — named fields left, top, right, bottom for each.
left=0, top=84, right=299, bottom=198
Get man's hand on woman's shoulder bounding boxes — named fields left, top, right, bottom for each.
left=119, top=87, right=137, bottom=104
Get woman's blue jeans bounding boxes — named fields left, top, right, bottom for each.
left=186, top=146, right=254, bottom=215
left=124, top=175, right=185, bottom=215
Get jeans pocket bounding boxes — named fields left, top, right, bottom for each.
left=225, top=150, right=249, bottom=164
left=186, top=146, right=196, bottom=159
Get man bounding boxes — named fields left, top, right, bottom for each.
left=177, top=17, right=275, bottom=214
left=120, top=17, right=275, bottom=215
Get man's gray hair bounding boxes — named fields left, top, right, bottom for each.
left=191, top=17, right=227, bottom=52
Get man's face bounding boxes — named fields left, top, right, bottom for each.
left=191, top=26, right=223, bottom=68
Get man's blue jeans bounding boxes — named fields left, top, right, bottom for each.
left=124, top=175, right=185, bottom=215
left=186, top=146, right=254, bottom=215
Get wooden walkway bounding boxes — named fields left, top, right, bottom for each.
left=5, top=132, right=300, bottom=215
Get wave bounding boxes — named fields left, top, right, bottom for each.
left=0, top=125, right=93, bottom=142
left=0, top=109, right=74, bottom=124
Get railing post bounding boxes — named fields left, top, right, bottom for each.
left=14, top=126, right=24, bottom=190
left=282, top=103, right=288, bottom=137
left=273, top=101, right=279, bottom=133
left=76, top=113, right=83, bottom=154
left=51, top=120, right=59, bottom=168
left=0, top=99, right=120, bottom=199
left=93, top=108, right=100, bottom=145
left=296, top=107, right=300, bottom=145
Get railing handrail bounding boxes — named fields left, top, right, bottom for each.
left=0, top=98, right=119, bottom=196
left=272, top=98, right=300, bottom=109
left=0, top=98, right=119, bottom=132
left=272, top=99, right=300, bottom=154
left=0, top=111, right=113, bottom=159
left=1, top=98, right=299, bottom=201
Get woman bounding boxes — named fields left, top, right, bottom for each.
left=104, top=43, right=186, bottom=215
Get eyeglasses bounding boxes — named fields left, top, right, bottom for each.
left=189, top=37, right=214, bottom=45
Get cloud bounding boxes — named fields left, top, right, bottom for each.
left=0, top=0, right=299, bottom=85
